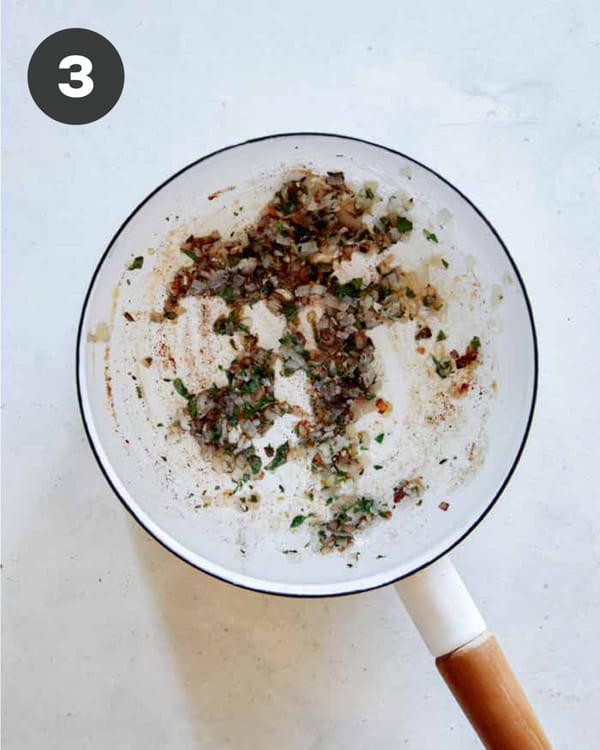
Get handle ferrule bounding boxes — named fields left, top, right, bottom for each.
left=396, top=556, right=486, bottom=657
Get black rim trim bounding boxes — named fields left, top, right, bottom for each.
left=76, top=131, right=539, bottom=599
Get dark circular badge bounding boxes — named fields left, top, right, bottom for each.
left=28, top=28, right=124, bottom=125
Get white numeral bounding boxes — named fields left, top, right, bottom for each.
left=58, top=55, right=94, bottom=98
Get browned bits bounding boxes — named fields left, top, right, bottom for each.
left=415, top=326, right=432, bottom=340
left=438, top=501, right=450, bottom=511
left=456, top=345, right=478, bottom=369
left=393, top=487, right=406, bottom=503
left=376, top=398, right=391, bottom=415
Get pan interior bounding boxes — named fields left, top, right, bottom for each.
left=78, top=135, right=536, bottom=595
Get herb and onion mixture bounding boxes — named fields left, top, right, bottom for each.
left=159, top=170, right=481, bottom=551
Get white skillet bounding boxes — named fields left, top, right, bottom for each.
left=77, top=134, right=550, bottom=749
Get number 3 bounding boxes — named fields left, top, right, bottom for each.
left=58, top=55, right=94, bottom=98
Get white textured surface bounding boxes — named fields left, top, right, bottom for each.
left=2, top=1, right=599, bottom=747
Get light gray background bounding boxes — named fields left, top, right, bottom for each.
left=2, top=1, right=599, bottom=748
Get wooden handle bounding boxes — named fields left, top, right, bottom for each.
left=436, top=632, right=551, bottom=749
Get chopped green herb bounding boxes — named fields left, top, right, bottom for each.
left=431, top=354, right=453, bottom=379
left=374, top=465, right=383, bottom=470
left=290, top=514, right=307, bottom=528
left=325, top=497, right=334, bottom=505
left=470, top=336, right=481, bottom=349
left=188, top=398, right=198, bottom=418
left=242, top=393, right=276, bottom=417
left=354, top=498, right=374, bottom=514
left=135, top=385, right=143, bottom=399
left=441, top=258, right=449, bottom=269
left=181, top=247, right=200, bottom=262
left=423, top=229, right=438, bottom=243
left=405, top=287, right=416, bottom=298
left=335, top=277, right=363, bottom=298
left=213, top=310, right=250, bottom=336
left=220, top=286, right=234, bottom=303
left=173, top=378, right=189, bottom=398
left=266, top=441, right=289, bottom=471
left=396, top=216, right=413, bottom=234
left=128, top=256, right=144, bottom=270
left=436, top=329, right=447, bottom=342
left=240, top=375, right=260, bottom=394
left=283, top=301, right=298, bottom=320
left=374, top=433, right=385, bottom=444
left=248, top=453, right=262, bottom=475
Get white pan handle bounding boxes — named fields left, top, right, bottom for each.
left=396, top=556, right=486, bottom=657
left=396, top=557, right=552, bottom=750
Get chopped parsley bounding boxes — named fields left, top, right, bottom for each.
left=375, top=433, right=385, bottom=444
left=436, top=329, right=447, bottom=342
left=266, top=441, right=289, bottom=471
left=423, top=229, right=438, bottom=243
left=396, top=216, right=413, bottom=234
left=181, top=247, right=200, bottom=262
left=290, top=514, right=307, bottom=528
left=128, top=256, right=144, bottom=270
left=431, top=354, right=453, bottom=379
left=220, top=286, right=234, bottom=303
left=354, top=498, right=374, bottom=514
left=213, top=310, right=250, bottom=335
left=335, top=277, right=363, bottom=298
left=283, top=301, right=298, bottom=320
left=246, top=451, right=262, bottom=475
left=173, top=378, right=189, bottom=398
